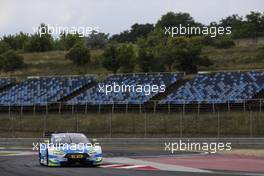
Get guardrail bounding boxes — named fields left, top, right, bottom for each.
left=0, top=138, right=264, bottom=148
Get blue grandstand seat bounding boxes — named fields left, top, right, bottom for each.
left=67, top=73, right=181, bottom=105
left=0, top=76, right=95, bottom=106
left=0, top=78, right=15, bottom=89
left=160, top=71, right=264, bottom=104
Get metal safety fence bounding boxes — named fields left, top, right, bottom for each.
left=0, top=99, right=263, bottom=138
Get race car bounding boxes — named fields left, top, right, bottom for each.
left=38, top=132, right=103, bottom=166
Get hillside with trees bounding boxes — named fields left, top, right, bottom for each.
left=0, top=11, right=264, bottom=78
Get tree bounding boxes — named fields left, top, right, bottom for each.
left=156, top=37, right=212, bottom=73
left=129, top=23, right=154, bottom=41
left=117, top=44, right=135, bottom=73
left=220, top=12, right=264, bottom=38
left=220, top=14, right=243, bottom=27
left=65, top=43, right=90, bottom=66
left=111, top=23, right=154, bottom=43
left=135, top=48, right=157, bottom=72
left=86, top=31, right=109, bottom=49
left=2, top=32, right=29, bottom=50
left=156, top=12, right=197, bottom=28
left=245, top=11, right=264, bottom=37
left=58, top=33, right=85, bottom=50
left=0, top=50, right=24, bottom=71
left=111, top=30, right=130, bottom=43
left=101, top=43, right=120, bottom=73
left=0, top=55, right=4, bottom=70
left=0, top=41, right=10, bottom=54
left=24, top=23, right=54, bottom=52
left=143, top=28, right=168, bottom=47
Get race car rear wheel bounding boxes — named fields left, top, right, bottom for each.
left=46, top=149, right=49, bottom=166
left=38, top=145, right=44, bottom=166
left=39, top=151, right=43, bottom=165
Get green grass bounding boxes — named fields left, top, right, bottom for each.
left=0, top=50, right=109, bottom=79
left=0, top=41, right=262, bottom=78
left=201, top=44, right=263, bottom=71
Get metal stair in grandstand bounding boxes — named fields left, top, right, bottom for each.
left=144, top=74, right=194, bottom=107
left=57, top=80, right=97, bottom=103
left=251, top=89, right=264, bottom=99
left=246, top=88, right=264, bottom=109
left=0, top=78, right=17, bottom=93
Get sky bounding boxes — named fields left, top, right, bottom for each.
left=0, top=0, right=263, bottom=36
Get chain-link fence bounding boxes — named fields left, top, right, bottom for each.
left=0, top=99, right=263, bottom=138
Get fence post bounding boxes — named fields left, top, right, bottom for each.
left=168, top=102, right=170, bottom=114
left=46, top=103, right=48, bottom=116
left=212, top=102, right=215, bottom=114
left=112, top=103, right=114, bottom=114
left=59, top=102, right=61, bottom=114
left=85, top=102, right=88, bottom=114
left=228, top=100, right=230, bottom=112
left=197, top=103, right=200, bottom=116
left=76, top=113, right=78, bottom=132
left=180, top=102, right=185, bottom=138
left=71, top=104, right=74, bottom=115
left=180, top=109, right=183, bottom=138
left=217, top=112, right=220, bottom=138
left=250, top=111, right=253, bottom=137
left=260, top=99, right=262, bottom=113
left=43, top=104, right=48, bottom=137
left=109, top=111, right=112, bottom=138
left=20, top=106, right=23, bottom=131
left=139, top=104, right=142, bottom=113
left=126, top=102, right=128, bottom=113
left=8, top=104, right=11, bottom=118
left=243, top=100, right=246, bottom=113
left=9, top=104, right=14, bottom=138
left=144, top=112, right=147, bottom=138
left=183, top=102, right=186, bottom=115
left=33, top=104, right=36, bottom=117
left=98, top=104, right=101, bottom=113
left=20, top=105, right=23, bottom=116
left=43, top=115, right=47, bottom=137
left=154, top=101, right=156, bottom=113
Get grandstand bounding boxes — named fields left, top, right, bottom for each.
left=0, top=71, right=263, bottom=109
left=160, top=71, right=264, bottom=104
left=67, top=73, right=181, bottom=105
left=0, top=76, right=95, bottom=106
left=0, top=78, right=16, bottom=90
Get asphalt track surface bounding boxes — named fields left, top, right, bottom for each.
left=0, top=149, right=263, bottom=176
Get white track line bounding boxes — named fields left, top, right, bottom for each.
left=116, top=165, right=147, bottom=169
left=0, top=151, right=37, bottom=156
left=100, top=164, right=126, bottom=168
left=104, top=157, right=212, bottom=173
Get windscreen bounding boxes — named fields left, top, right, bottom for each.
left=52, top=133, right=90, bottom=144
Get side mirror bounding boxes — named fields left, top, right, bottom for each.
left=91, top=139, right=100, bottom=146
left=92, top=138, right=97, bottom=143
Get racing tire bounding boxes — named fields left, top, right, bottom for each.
left=39, top=151, right=43, bottom=165
left=46, top=149, right=49, bottom=166
left=38, top=146, right=44, bottom=166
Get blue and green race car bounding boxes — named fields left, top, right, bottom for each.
left=38, top=132, right=103, bottom=166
